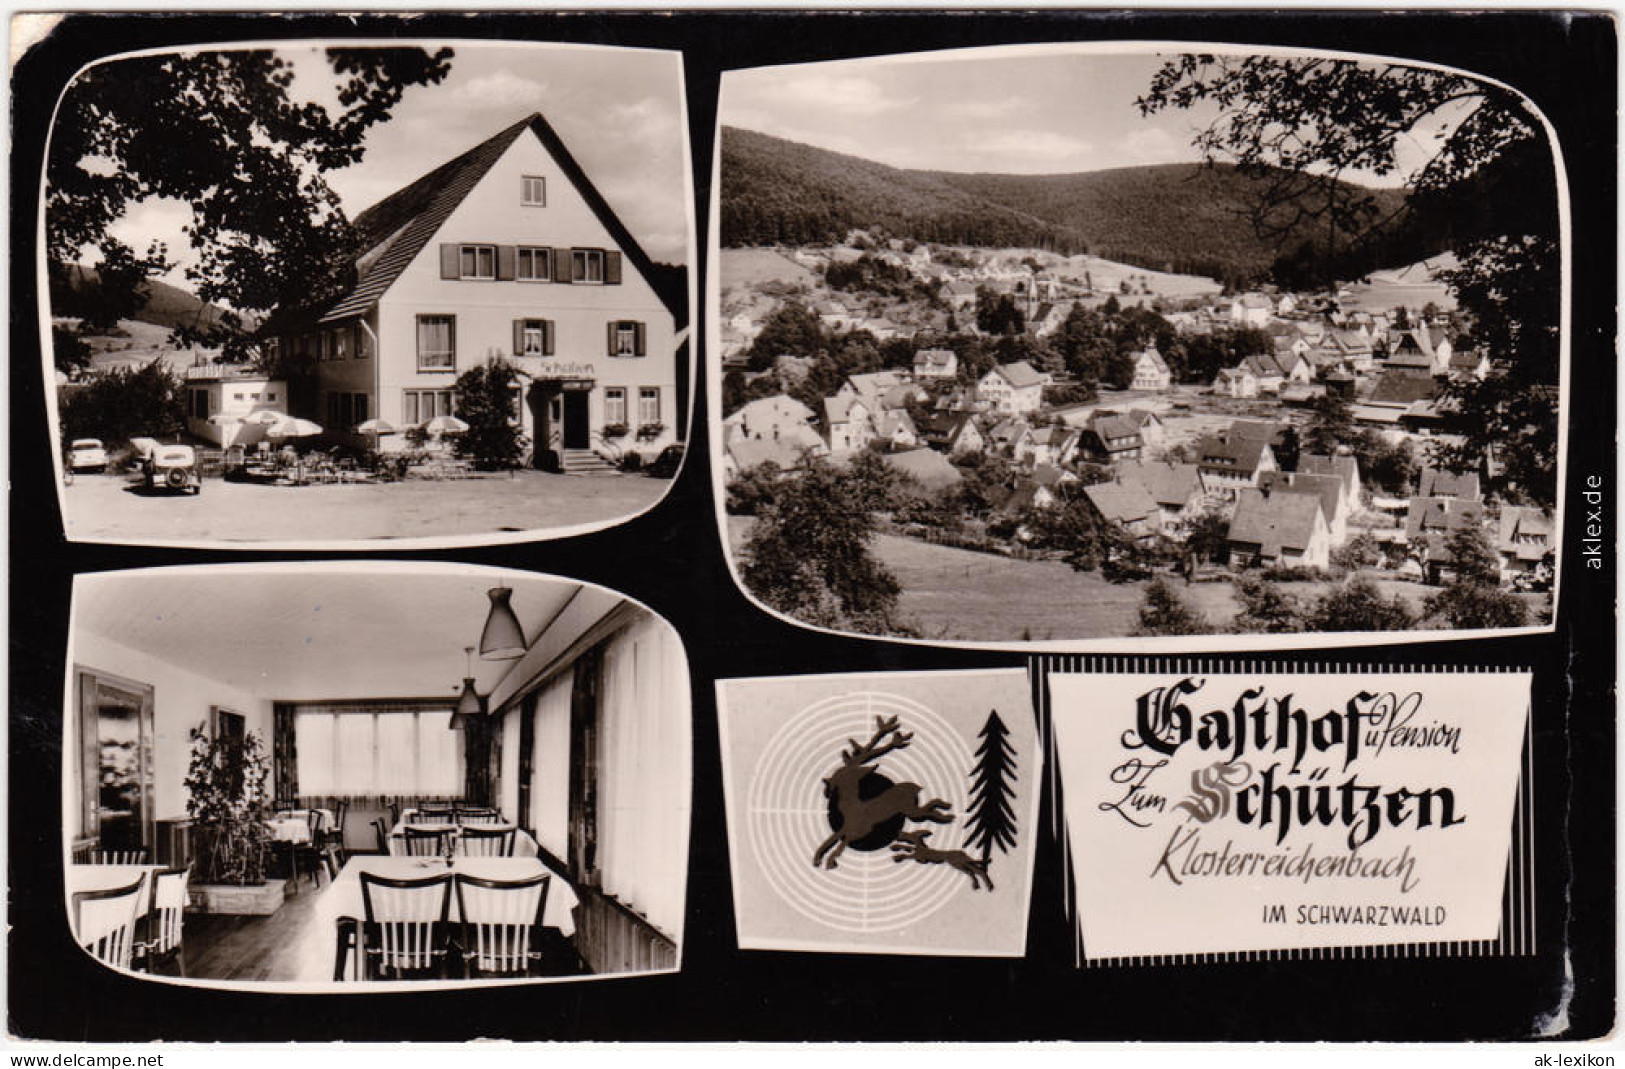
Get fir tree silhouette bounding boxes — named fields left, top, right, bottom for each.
left=965, top=710, right=1019, bottom=865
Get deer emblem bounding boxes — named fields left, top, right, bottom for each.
left=812, top=715, right=953, bottom=870
left=890, top=830, right=994, bottom=891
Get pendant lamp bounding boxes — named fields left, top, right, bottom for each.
left=451, top=647, right=481, bottom=728
left=479, top=585, right=526, bottom=660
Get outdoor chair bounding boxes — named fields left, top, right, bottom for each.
left=456, top=826, right=516, bottom=858
left=72, top=873, right=148, bottom=971
left=401, top=826, right=455, bottom=858
left=452, top=872, right=552, bottom=978
left=135, top=866, right=190, bottom=976
left=358, top=871, right=454, bottom=981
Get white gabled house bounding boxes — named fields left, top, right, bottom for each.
left=272, top=113, right=683, bottom=469
left=1130, top=346, right=1172, bottom=391
left=977, top=361, right=1049, bottom=415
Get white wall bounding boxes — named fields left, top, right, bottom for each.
left=375, top=128, right=677, bottom=449
left=69, top=632, right=272, bottom=835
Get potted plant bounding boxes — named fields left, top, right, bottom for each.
left=600, top=422, right=629, bottom=440
left=183, top=725, right=283, bottom=915
left=635, top=421, right=665, bottom=442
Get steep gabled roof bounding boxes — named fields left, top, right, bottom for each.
left=1116, top=460, right=1201, bottom=509
left=1084, top=480, right=1159, bottom=527
left=1418, top=467, right=1482, bottom=501
left=1229, top=488, right=1325, bottom=556
left=1258, top=470, right=1345, bottom=523
left=1368, top=370, right=1437, bottom=406
left=1405, top=495, right=1485, bottom=539
left=318, top=112, right=676, bottom=324
left=884, top=447, right=963, bottom=490
left=1197, top=434, right=1271, bottom=474
left=1298, top=453, right=1359, bottom=494
left=991, top=360, right=1046, bottom=390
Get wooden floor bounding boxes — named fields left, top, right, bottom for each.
left=169, top=858, right=589, bottom=983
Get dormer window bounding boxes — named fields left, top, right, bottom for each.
left=459, top=244, right=496, bottom=280
left=521, top=175, right=546, bottom=206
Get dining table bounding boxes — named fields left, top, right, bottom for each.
left=387, top=821, right=540, bottom=858
left=266, top=808, right=334, bottom=844
left=317, top=855, right=579, bottom=980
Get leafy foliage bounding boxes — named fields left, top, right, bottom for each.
left=184, top=726, right=272, bottom=887
left=1231, top=575, right=1303, bottom=633
left=1423, top=525, right=1529, bottom=628
left=1139, top=53, right=1559, bottom=504
left=48, top=47, right=453, bottom=359
left=59, top=361, right=185, bottom=445
left=452, top=360, right=529, bottom=471
left=1303, top=577, right=1415, bottom=632
left=741, top=456, right=904, bottom=635
left=1134, top=577, right=1212, bottom=635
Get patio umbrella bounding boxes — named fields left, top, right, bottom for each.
left=268, top=417, right=324, bottom=439
left=420, top=415, right=469, bottom=437
left=354, top=418, right=397, bottom=436
left=246, top=410, right=288, bottom=426
left=207, top=413, right=243, bottom=426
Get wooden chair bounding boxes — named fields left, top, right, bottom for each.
left=456, top=808, right=503, bottom=825
left=456, top=825, right=516, bottom=858
left=453, top=872, right=552, bottom=978
left=387, top=801, right=402, bottom=827
left=72, top=873, right=148, bottom=971
left=293, top=810, right=333, bottom=887
left=418, top=802, right=456, bottom=822
left=373, top=818, right=391, bottom=855
left=358, top=871, right=454, bottom=980
left=135, top=866, right=190, bottom=976
left=86, top=849, right=149, bottom=865
left=401, top=826, right=454, bottom=858
left=321, top=800, right=349, bottom=869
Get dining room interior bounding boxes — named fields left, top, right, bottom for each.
left=64, top=564, right=690, bottom=986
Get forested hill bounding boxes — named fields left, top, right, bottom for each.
left=721, top=126, right=1432, bottom=284
left=51, top=264, right=240, bottom=332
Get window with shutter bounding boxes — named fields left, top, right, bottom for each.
left=519, top=319, right=548, bottom=357
left=572, top=248, right=605, bottom=284
left=613, top=321, right=639, bottom=357
left=517, top=246, right=551, bottom=282
left=605, top=250, right=622, bottom=285
left=458, top=245, right=497, bottom=280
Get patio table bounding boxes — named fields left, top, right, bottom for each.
left=318, top=855, right=578, bottom=980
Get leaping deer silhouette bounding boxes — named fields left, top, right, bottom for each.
left=812, top=714, right=991, bottom=890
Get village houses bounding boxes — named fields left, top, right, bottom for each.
left=977, top=361, right=1050, bottom=415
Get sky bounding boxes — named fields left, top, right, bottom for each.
left=721, top=47, right=1463, bottom=182
left=93, top=41, right=690, bottom=290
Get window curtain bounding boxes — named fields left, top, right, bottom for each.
left=595, top=613, right=689, bottom=941
left=273, top=702, right=298, bottom=803
left=293, top=703, right=461, bottom=797
left=530, top=673, right=573, bottom=862
left=499, top=707, right=521, bottom=824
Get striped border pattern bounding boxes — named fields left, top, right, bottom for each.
left=1032, top=656, right=1536, bottom=969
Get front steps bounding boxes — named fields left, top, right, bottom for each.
left=560, top=448, right=621, bottom=475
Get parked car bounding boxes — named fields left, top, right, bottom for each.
left=68, top=438, right=107, bottom=472
left=145, top=444, right=202, bottom=495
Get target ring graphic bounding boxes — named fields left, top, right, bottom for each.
left=745, top=691, right=974, bottom=934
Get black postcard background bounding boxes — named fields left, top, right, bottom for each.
left=8, top=10, right=1616, bottom=1042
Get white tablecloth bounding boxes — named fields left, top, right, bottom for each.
left=316, top=856, right=579, bottom=979
left=387, top=822, right=539, bottom=858
left=267, top=808, right=334, bottom=844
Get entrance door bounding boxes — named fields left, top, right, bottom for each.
left=562, top=390, right=590, bottom=450
left=76, top=668, right=156, bottom=854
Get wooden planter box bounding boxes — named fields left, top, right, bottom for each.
left=189, top=880, right=284, bottom=916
